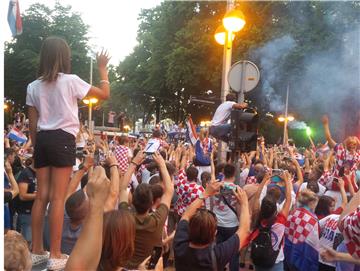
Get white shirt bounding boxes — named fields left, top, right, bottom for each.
left=211, top=101, right=236, bottom=126
left=26, top=73, right=90, bottom=137
left=319, top=214, right=341, bottom=267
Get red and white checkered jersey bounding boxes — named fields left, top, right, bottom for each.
left=174, top=169, right=204, bottom=216
left=341, top=205, right=360, bottom=259
left=285, top=207, right=319, bottom=245
left=114, top=145, right=131, bottom=173
left=333, top=143, right=360, bottom=176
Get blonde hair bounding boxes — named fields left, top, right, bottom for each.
left=297, top=189, right=318, bottom=207
left=344, top=136, right=360, bottom=149
left=199, top=128, right=209, bottom=140
left=4, top=231, right=32, bottom=271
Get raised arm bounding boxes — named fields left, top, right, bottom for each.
left=280, top=171, right=293, bottom=217
left=65, top=166, right=110, bottom=271
left=153, top=152, right=174, bottom=209
left=86, top=50, right=110, bottom=100
left=321, top=115, right=337, bottom=148
left=232, top=102, right=248, bottom=110
left=118, top=151, right=144, bottom=203
left=66, top=154, right=94, bottom=200
left=104, top=154, right=120, bottom=212
left=337, top=178, right=348, bottom=212
left=233, top=187, right=250, bottom=250
left=181, top=180, right=223, bottom=221
left=338, top=189, right=360, bottom=231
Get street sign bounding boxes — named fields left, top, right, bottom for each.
left=228, top=60, right=260, bottom=93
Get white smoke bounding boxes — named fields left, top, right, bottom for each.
left=288, top=121, right=308, bottom=130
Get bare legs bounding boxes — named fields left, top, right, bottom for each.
left=31, top=166, right=72, bottom=258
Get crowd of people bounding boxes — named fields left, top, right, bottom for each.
left=3, top=36, right=360, bottom=271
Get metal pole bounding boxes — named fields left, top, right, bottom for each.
left=219, top=0, right=234, bottom=163
left=90, top=58, right=93, bottom=85
left=102, top=111, right=105, bottom=127
left=283, top=83, right=289, bottom=145
left=89, top=102, right=93, bottom=134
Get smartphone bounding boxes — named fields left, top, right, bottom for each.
left=148, top=246, right=162, bottom=269
left=272, top=169, right=283, bottom=176
left=338, top=167, right=345, bottom=177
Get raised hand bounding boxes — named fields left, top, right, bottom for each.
left=152, top=151, right=166, bottom=167
left=233, top=187, right=248, bottom=205
left=96, top=49, right=111, bottom=70
left=321, top=115, right=329, bottom=126
left=205, top=180, right=223, bottom=197
left=86, top=166, right=110, bottom=206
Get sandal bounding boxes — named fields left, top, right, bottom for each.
left=46, top=254, right=69, bottom=271
left=31, top=251, right=50, bottom=265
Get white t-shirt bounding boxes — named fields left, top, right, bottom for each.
left=26, top=73, right=91, bottom=137
left=211, top=101, right=236, bottom=126
left=213, top=182, right=239, bottom=227
left=319, top=214, right=342, bottom=267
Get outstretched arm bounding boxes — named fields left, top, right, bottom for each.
left=65, top=166, right=110, bottom=271
left=321, top=115, right=337, bottom=148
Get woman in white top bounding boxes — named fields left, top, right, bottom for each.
left=26, top=36, right=110, bottom=270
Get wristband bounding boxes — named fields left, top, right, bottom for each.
left=109, top=164, right=119, bottom=169
left=100, top=80, right=110, bottom=84
left=131, top=161, right=139, bottom=167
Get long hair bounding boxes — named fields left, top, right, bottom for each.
left=98, top=210, right=135, bottom=271
left=38, top=36, right=71, bottom=82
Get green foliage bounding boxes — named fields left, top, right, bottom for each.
left=4, top=3, right=90, bottom=106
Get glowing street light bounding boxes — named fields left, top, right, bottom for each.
left=83, top=97, right=98, bottom=133
left=214, top=3, right=246, bottom=162
left=4, top=103, right=9, bottom=110
left=278, top=115, right=294, bottom=122
left=123, top=125, right=131, bottom=132
left=215, top=25, right=235, bottom=45
left=223, top=9, right=246, bottom=33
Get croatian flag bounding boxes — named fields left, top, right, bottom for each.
left=8, top=127, right=27, bottom=144
left=284, top=208, right=320, bottom=270
left=7, top=0, right=23, bottom=37
left=186, top=116, right=198, bottom=145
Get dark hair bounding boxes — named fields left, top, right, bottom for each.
left=5, top=148, right=16, bottom=160
left=99, top=209, right=135, bottom=271
left=315, top=195, right=334, bottom=217
left=65, top=190, right=88, bottom=222
left=118, top=135, right=129, bottom=145
left=150, top=184, right=164, bottom=202
left=226, top=93, right=237, bottom=102
left=38, top=37, right=71, bottom=82
left=152, top=130, right=161, bottom=138
left=189, top=209, right=217, bottom=245
left=257, top=196, right=277, bottom=226
left=201, top=172, right=211, bottom=189
left=133, top=183, right=153, bottom=214
left=224, top=164, right=235, bottom=179
left=186, top=166, right=198, bottom=182
left=165, top=162, right=176, bottom=177
left=306, top=181, right=320, bottom=194
left=148, top=175, right=161, bottom=185
left=215, top=163, right=226, bottom=176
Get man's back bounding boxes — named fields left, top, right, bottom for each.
left=211, top=101, right=235, bottom=126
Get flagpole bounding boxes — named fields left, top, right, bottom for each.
left=283, top=83, right=289, bottom=145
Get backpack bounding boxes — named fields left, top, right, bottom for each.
left=250, top=224, right=280, bottom=268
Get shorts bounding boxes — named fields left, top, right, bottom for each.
left=34, top=129, right=76, bottom=168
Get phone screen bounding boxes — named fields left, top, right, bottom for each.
left=148, top=246, right=162, bottom=269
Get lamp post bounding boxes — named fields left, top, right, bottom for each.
left=214, top=2, right=246, bottom=162
left=278, top=115, right=294, bottom=145
left=83, top=97, right=98, bottom=133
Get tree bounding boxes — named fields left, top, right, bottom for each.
left=4, top=3, right=90, bottom=107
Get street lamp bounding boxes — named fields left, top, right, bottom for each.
left=214, top=4, right=246, bottom=162
left=4, top=103, right=9, bottom=110
left=83, top=97, right=98, bottom=133
left=278, top=115, right=294, bottom=145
